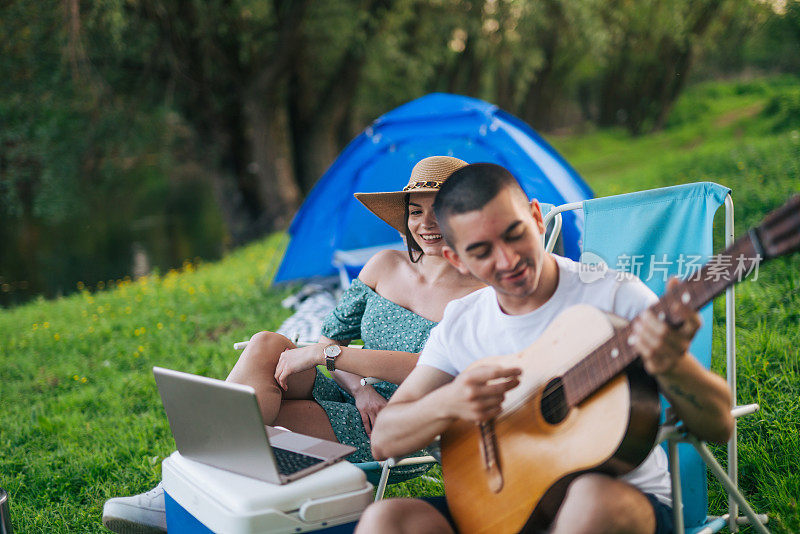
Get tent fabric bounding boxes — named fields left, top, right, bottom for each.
left=274, top=93, right=594, bottom=284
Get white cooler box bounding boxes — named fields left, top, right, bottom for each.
left=162, top=452, right=373, bottom=533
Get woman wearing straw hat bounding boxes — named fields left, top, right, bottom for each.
left=103, top=156, right=484, bottom=533
left=227, top=155, right=484, bottom=452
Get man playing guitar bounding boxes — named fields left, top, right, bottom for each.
left=356, top=163, right=734, bottom=534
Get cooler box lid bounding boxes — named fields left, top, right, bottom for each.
left=163, top=451, right=370, bottom=514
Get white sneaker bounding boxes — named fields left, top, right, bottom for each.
left=102, top=482, right=167, bottom=533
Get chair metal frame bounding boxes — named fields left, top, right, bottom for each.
left=0, top=488, right=13, bottom=534
left=543, top=191, right=769, bottom=533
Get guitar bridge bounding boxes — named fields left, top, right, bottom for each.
left=479, top=420, right=504, bottom=493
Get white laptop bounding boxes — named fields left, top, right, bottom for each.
left=153, top=367, right=356, bottom=484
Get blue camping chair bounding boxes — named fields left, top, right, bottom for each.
left=543, top=182, right=769, bottom=533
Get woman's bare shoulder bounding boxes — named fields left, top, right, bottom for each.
left=357, top=249, right=408, bottom=288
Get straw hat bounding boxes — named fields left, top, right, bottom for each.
left=354, top=156, right=468, bottom=233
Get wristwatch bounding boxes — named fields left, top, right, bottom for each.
left=323, top=344, right=342, bottom=372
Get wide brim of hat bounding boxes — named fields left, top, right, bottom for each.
left=354, top=187, right=441, bottom=234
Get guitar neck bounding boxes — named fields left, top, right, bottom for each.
left=562, top=233, right=764, bottom=409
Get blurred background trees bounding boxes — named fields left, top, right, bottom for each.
left=2, top=0, right=798, bottom=306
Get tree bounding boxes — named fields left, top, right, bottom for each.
left=595, top=0, right=726, bottom=134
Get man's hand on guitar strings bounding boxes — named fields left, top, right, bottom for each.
left=631, top=279, right=701, bottom=376
left=443, top=365, right=522, bottom=424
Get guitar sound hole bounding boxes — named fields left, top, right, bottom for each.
left=540, top=377, right=569, bottom=425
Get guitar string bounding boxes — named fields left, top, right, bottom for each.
left=496, top=337, right=635, bottom=422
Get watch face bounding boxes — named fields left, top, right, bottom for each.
left=324, top=345, right=341, bottom=357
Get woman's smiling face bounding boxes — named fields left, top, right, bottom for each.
left=407, top=192, right=445, bottom=257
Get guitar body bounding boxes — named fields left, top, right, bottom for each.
left=441, top=305, right=661, bottom=534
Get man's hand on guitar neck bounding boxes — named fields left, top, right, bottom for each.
left=630, top=278, right=734, bottom=444
left=630, top=278, right=701, bottom=376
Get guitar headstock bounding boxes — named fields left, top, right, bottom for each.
left=753, top=195, right=800, bottom=260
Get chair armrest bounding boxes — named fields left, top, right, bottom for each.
left=360, top=377, right=381, bottom=386
left=731, top=403, right=759, bottom=419
left=387, top=455, right=439, bottom=468
left=657, top=404, right=760, bottom=444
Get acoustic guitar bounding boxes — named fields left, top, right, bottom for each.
left=440, top=195, right=800, bottom=533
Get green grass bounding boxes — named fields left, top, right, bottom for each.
left=0, top=233, right=292, bottom=531
left=2, top=75, right=799, bottom=532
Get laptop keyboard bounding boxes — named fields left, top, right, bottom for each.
left=272, top=447, right=324, bottom=475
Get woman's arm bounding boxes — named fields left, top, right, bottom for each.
left=326, top=345, right=418, bottom=384
left=328, top=370, right=388, bottom=437
left=275, top=250, right=424, bottom=386
left=273, top=335, right=418, bottom=389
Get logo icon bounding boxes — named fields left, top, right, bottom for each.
left=578, top=251, right=608, bottom=283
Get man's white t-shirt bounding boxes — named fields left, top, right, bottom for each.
left=418, top=255, right=673, bottom=506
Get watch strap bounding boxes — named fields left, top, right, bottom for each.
left=324, top=344, right=341, bottom=372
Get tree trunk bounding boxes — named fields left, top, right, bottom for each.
left=243, top=90, right=302, bottom=233
left=288, top=0, right=396, bottom=193
left=519, top=0, right=566, bottom=130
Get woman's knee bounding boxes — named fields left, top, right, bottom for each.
left=248, top=330, right=292, bottom=350
left=228, top=332, right=293, bottom=383
left=243, top=331, right=292, bottom=362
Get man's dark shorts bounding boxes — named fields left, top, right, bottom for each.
left=645, top=493, right=675, bottom=534
left=425, top=493, right=674, bottom=534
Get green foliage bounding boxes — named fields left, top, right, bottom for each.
left=761, top=89, right=800, bottom=132
left=694, top=0, right=800, bottom=80
left=0, top=0, right=226, bottom=306
left=4, top=0, right=800, bottom=308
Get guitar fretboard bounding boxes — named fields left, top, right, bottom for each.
left=562, top=235, right=761, bottom=409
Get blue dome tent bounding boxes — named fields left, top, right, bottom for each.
left=274, top=93, right=593, bottom=284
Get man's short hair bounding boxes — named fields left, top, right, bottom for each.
left=434, top=163, right=525, bottom=244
